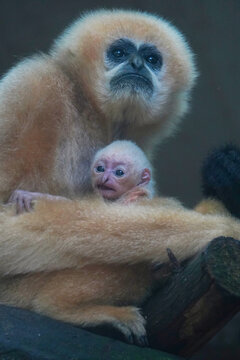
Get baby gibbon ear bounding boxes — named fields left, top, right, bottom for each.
left=140, top=168, right=151, bottom=185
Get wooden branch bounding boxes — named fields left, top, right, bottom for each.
left=0, top=304, right=183, bottom=360
left=143, top=236, right=240, bottom=357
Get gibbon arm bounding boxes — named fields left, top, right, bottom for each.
left=0, top=197, right=239, bottom=275
left=0, top=57, right=73, bottom=202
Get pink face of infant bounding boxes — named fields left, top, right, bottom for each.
left=91, top=155, right=150, bottom=200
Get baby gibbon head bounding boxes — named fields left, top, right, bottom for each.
left=91, top=140, right=155, bottom=200
left=52, top=9, right=197, bottom=137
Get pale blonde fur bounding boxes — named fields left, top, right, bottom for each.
left=0, top=196, right=239, bottom=341
left=0, top=197, right=238, bottom=275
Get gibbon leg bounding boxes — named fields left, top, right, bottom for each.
left=194, top=198, right=230, bottom=216
left=33, top=301, right=147, bottom=345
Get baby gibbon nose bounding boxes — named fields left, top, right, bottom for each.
left=102, top=173, right=110, bottom=183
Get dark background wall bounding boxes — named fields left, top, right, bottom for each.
left=0, top=0, right=239, bottom=358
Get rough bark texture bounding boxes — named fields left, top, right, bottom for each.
left=144, top=236, right=240, bottom=357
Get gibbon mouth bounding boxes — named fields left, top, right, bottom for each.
left=112, top=73, right=152, bottom=87
left=110, top=73, right=153, bottom=92
left=97, top=185, right=116, bottom=192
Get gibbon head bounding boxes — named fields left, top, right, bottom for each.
left=52, top=9, right=197, bottom=136
left=91, top=140, right=155, bottom=200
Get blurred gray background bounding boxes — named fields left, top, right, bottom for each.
left=0, top=0, right=239, bottom=359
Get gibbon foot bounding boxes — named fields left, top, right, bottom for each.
left=35, top=303, right=148, bottom=347
left=112, top=306, right=148, bottom=346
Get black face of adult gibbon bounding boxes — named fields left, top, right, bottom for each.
left=52, top=9, right=197, bottom=131
left=106, top=38, right=163, bottom=97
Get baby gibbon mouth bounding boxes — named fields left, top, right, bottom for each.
left=97, top=185, right=116, bottom=191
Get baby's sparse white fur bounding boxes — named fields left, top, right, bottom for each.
left=92, top=140, right=155, bottom=198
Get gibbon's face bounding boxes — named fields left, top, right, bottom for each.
left=92, top=156, right=138, bottom=200
left=54, top=10, right=196, bottom=125
left=92, top=156, right=144, bottom=200
left=105, top=38, right=163, bottom=99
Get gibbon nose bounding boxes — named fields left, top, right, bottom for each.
left=102, top=174, right=109, bottom=183
left=130, top=54, right=144, bottom=70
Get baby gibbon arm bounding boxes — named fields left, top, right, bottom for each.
left=118, top=187, right=151, bottom=204
left=0, top=197, right=239, bottom=275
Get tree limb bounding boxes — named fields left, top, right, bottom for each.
left=144, top=236, right=240, bottom=357
left=0, top=304, right=182, bottom=360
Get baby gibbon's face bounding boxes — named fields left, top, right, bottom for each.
left=92, top=157, right=139, bottom=200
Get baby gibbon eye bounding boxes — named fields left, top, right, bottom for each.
left=115, top=169, right=125, bottom=177
left=96, top=165, right=105, bottom=172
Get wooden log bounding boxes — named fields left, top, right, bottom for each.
left=144, top=236, right=240, bottom=357
left=0, top=303, right=183, bottom=360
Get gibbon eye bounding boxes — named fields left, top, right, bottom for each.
left=106, top=39, right=135, bottom=66
left=112, top=48, right=125, bottom=58
left=146, top=55, right=158, bottom=64
left=140, top=44, right=163, bottom=70
left=96, top=165, right=105, bottom=172
left=115, top=169, right=125, bottom=177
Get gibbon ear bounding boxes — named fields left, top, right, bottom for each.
left=140, top=168, right=151, bottom=185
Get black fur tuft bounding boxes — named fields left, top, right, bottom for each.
left=202, top=144, right=240, bottom=218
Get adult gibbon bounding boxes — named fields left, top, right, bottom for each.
left=0, top=9, right=238, bottom=345
left=0, top=9, right=196, bottom=202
